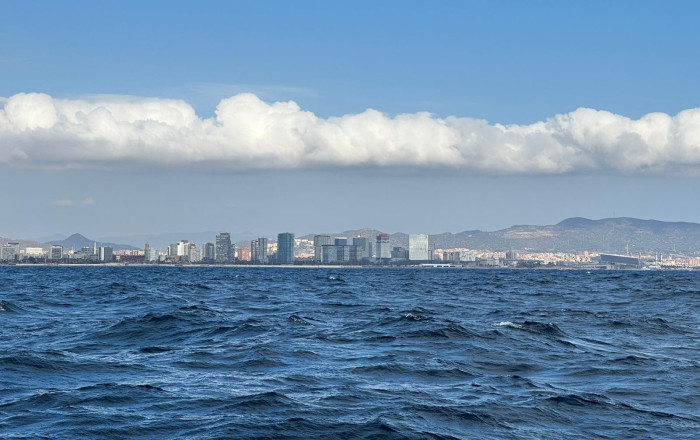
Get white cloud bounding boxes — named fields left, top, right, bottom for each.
left=2, top=92, right=700, bottom=174
left=51, top=196, right=94, bottom=208
left=52, top=199, right=75, bottom=207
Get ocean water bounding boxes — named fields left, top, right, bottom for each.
left=0, top=267, right=698, bottom=439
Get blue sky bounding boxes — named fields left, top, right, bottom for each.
left=1, top=1, right=700, bottom=242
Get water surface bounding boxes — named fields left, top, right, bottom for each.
left=1, top=267, right=698, bottom=439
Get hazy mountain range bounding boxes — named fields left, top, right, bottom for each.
left=2, top=217, right=699, bottom=254
left=302, top=218, right=700, bottom=254
left=46, top=234, right=140, bottom=251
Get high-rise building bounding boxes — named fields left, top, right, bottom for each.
left=257, top=237, right=269, bottom=263
left=0, top=244, right=18, bottom=261
left=99, top=246, right=114, bottom=262
left=50, top=245, right=63, bottom=260
left=145, top=248, right=158, bottom=262
left=408, top=234, right=429, bottom=261
left=313, top=235, right=332, bottom=261
left=322, top=244, right=360, bottom=264
left=215, top=233, right=233, bottom=263
left=202, top=242, right=215, bottom=261
left=277, top=232, right=295, bottom=264
left=176, top=240, right=190, bottom=257
left=353, top=237, right=370, bottom=261
left=375, top=234, right=390, bottom=262
left=189, top=246, right=202, bottom=263
left=238, top=248, right=251, bottom=261
left=250, top=240, right=260, bottom=262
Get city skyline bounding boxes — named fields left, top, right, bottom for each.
left=2, top=1, right=700, bottom=238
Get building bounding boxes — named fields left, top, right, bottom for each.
left=334, top=237, right=348, bottom=246
left=257, top=237, right=268, bottom=263
left=391, top=246, right=408, bottom=261
left=238, top=248, right=250, bottom=262
left=321, top=244, right=359, bottom=264
left=99, top=246, right=114, bottom=262
left=375, top=234, right=390, bottom=262
left=176, top=240, right=190, bottom=257
left=321, top=245, right=338, bottom=263
left=144, top=243, right=157, bottom=262
left=202, top=242, right=215, bottom=261
left=250, top=238, right=269, bottom=263
left=50, top=245, right=63, bottom=260
left=599, top=253, right=640, bottom=268
left=189, top=246, right=202, bottom=263
left=215, top=233, right=233, bottom=263
left=441, top=250, right=476, bottom=263
left=352, top=236, right=371, bottom=261
left=168, top=243, right=178, bottom=257
left=0, top=244, right=18, bottom=261
left=277, top=232, right=295, bottom=264
left=145, top=248, right=158, bottom=262
left=250, top=240, right=260, bottom=262
left=313, top=235, right=332, bottom=261
left=408, top=234, right=429, bottom=261
left=24, top=247, right=45, bottom=257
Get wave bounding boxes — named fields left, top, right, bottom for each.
left=493, top=320, right=567, bottom=337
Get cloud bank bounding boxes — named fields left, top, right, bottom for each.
left=1, top=92, right=699, bottom=174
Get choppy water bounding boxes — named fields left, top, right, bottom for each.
left=0, top=267, right=698, bottom=439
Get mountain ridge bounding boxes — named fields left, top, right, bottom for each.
left=301, top=217, right=700, bottom=254
left=3, top=217, right=699, bottom=254
left=47, top=233, right=139, bottom=251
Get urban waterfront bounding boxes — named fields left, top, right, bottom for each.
left=4, top=228, right=700, bottom=270
left=1, top=266, right=698, bottom=439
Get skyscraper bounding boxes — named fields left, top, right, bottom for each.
left=352, top=236, right=370, bottom=261
left=408, top=234, right=429, bottom=261
left=257, top=237, right=269, bottom=263
left=250, top=239, right=260, bottom=262
left=313, top=235, right=332, bottom=261
left=0, top=244, right=18, bottom=261
left=376, top=234, right=390, bottom=262
left=202, top=242, right=215, bottom=261
left=176, top=240, right=190, bottom=257
left=99, top=246, right=114, bottom=262
left=215, top=233, right=232, bottom=263
left=189, top=245, right=202, bottom=263
left=277, top=232, right=295, bottom=264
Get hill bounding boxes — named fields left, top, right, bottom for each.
left=301, top=218, right=700, bottom=254
left=47, top=233, right=139, bottom=251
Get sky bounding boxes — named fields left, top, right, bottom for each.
left=2, top=0, right=700, bottom=243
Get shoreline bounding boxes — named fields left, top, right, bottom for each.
left=0, top=263, right=694, bottom=271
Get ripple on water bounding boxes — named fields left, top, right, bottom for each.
left=0, top=267, right=698, bottom=439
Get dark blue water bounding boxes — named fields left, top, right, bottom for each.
left=0, top=267, right=698, bottom=439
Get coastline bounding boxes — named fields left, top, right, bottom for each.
left=1, top=263, right=693, bottom=271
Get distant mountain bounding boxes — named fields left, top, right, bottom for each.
left=99, top=231, right=257, bottom=250
left=298, top=218, right=700, bottom=254
left=47, top=233, right=139, bottom=251
left=429, top=217, right=700, bottom=254
left=32, top=217, right=700, bottom=255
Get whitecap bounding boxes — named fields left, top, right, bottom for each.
left=494, top=321, right=522, bottom=329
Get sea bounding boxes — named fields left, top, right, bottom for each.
left=0, top=267, right=698, bottom=439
